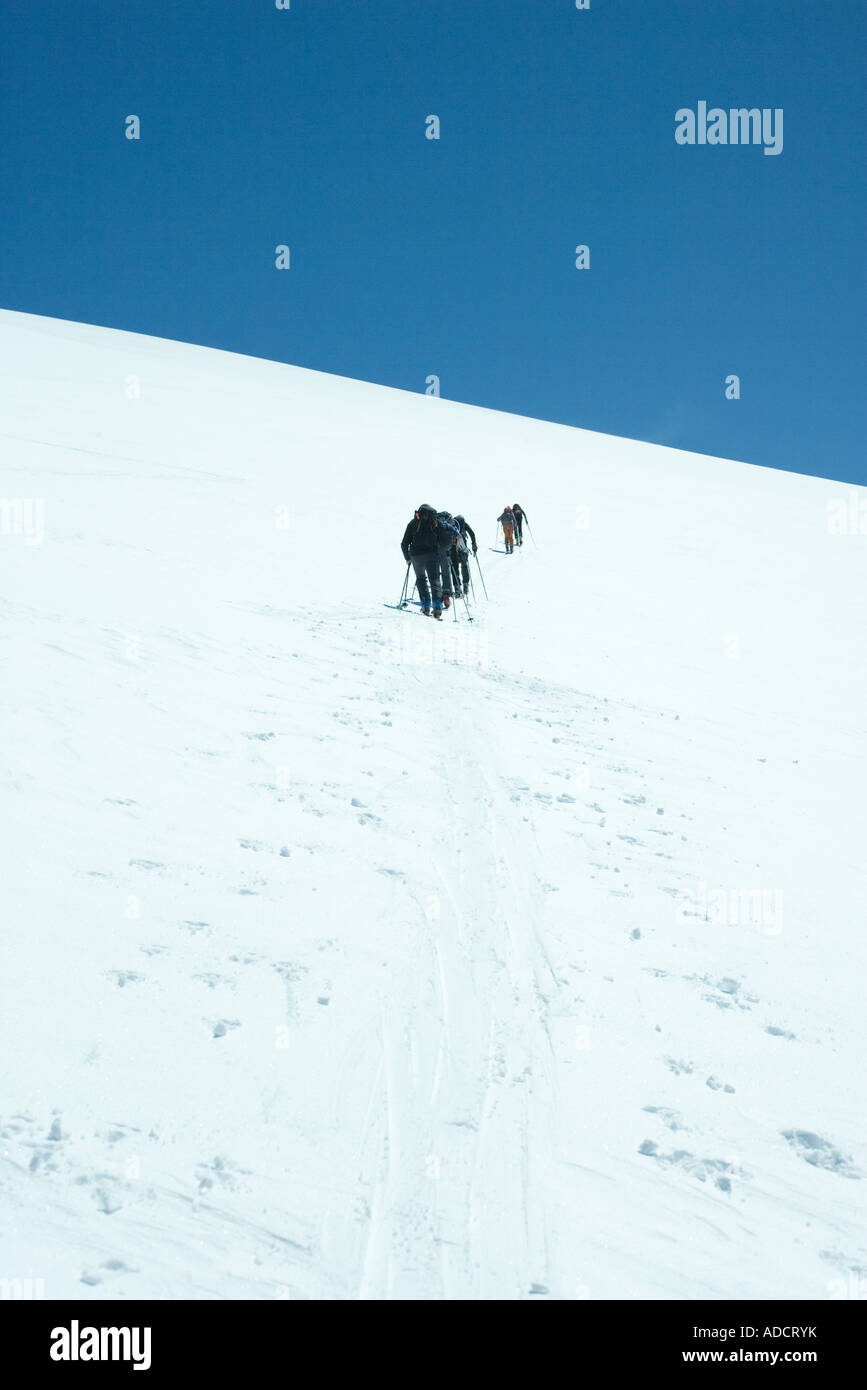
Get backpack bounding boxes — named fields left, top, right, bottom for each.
left=436, top=515, right=459, bottom=551
left=412, top=507, right=439, bottom=551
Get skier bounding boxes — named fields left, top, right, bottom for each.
left=401, top=504, right=444, bottom=618
left=450, top=530, right=467, bottom=597
left=512, top=503, right=527, bottom=546
left=498, top=506, right=517, bottom=554
left=453, top=514, right=477, bottom=596
left=436, top=510, right=460, bottom=609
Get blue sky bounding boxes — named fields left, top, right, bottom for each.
left=1, top=0, right=864, bottom=483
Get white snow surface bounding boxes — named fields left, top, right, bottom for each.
left=1, top=309, right=865, bottom=1301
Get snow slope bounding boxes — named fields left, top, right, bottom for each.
left=1, top=309, right=865, bottom=1301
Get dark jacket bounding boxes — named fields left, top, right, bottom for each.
left=402, top=508, right=440, bottom=560
left=454, top=517, right=477, bottom=553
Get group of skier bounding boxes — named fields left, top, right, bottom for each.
left=400, top=507, right=478, bottom=618
left=497, top=503, right=527, bottom=554
left=399, top=502, right=529, bottom=618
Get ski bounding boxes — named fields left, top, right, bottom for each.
left=383, top=603, right=474, bottom=621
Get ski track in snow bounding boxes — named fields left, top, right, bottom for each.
left=353, top=645, right=562, bottom=1298
left=1, top=309, right=866, bottom=1300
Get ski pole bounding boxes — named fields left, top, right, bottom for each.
left=526, top=520, right=537, bottom=548
left=474, top=552, right=489, bottom=599
left=398, top=564, right=410, bottom=606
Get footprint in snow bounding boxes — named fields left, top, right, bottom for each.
left=0, top=1115, right=32, bottom=1139
left=81, top=1258, right=139, bottom=1287
left=93, top=1186, right=123, bottom=1216
left=665, top=1057, right=694, bottom=1076
left=196, top=1154, right=249, bottom=1192
left=273, top=961, right=307, bottom=983
left=819, top=1250, right=867, bottom=1281
left=642, top=1105, right=686, bottom=1132
left=690, top=976, right=756, bottom=1012
left=781, top=1130, right=861, bottom=1178
left=638, top=1140, right=741, bottom=1191
left=211, top=1019, right=241, bottom=1039
left=105, top=1126, right=136, bottom=1144
left=194, top=972, right=234, bottom=991
left=106, top=970, right=144, bottom=988
left=706, top=1076, right=736, bottom=1094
